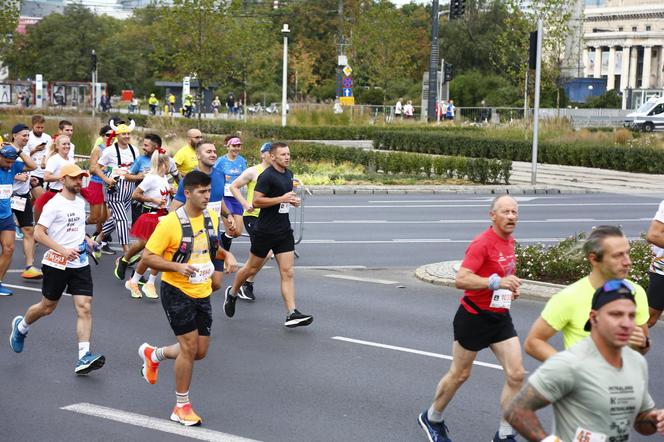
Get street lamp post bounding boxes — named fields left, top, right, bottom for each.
left=281, top=23, right=290, bottom=127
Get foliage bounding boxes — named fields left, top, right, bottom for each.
left=449, top=71, right=522, bottom=107
left=580, top=90, right=622, bottom=109
left=0, top=0, right=20, bottom=56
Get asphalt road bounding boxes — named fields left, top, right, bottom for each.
left=1, top=192, right=663, bottom=442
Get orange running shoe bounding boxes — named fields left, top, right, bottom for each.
left=170, top=403, right=202, bottom=426
left=138, top=343, right=159, bottom=385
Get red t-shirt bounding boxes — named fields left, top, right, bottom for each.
left=459, top=227, right=516, bottom=314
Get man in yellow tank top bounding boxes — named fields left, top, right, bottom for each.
left=229, top=142, right=272, bottom=301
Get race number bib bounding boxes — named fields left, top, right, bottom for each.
left=188, top=261, right=215, bottom=284
left=489, top=289, right=513, bottom=309
left=42, top=249, right=67, bottom=270
left=223, top=183, right=233, bottom=197
left=10, top=195, right=27, bottom=212
left=207, top=201, right=222, bottom=216
left=0, top=184, right=12, bottom=199
left=279, top=202, right=290, bottom=214
left=574, top=427, right=606, bottom=442
left=111, top=167, right=129, bottom=179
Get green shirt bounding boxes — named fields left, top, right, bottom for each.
left=529, top=337, right=654, bottom=442
left=541, top=276, right=649, bottom=349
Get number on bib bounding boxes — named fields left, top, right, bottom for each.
left=489, top=289, right=513, bottom=309
left=42, top=249, right=67, bottom=270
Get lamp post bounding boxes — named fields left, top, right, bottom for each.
left=91, top=49, right=97, bottom=119
left=281, top=23, right=290, bottom=127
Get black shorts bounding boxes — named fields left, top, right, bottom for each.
left=647, top=272, right=664, bottom=311
left=12, top=193, right=34, bottom=228
left=250, top=230, right=294, bottom=259
left=160, top=281, right=212, bottom=336
left=31, top=176, right=44, bottom=188
left=243, top=216, right=258, bottom=241
left=453, top=305, right=517, bottom=352
left=42, top=265, right=93, bottom=301
left=131, top=201, right=143, bottom=225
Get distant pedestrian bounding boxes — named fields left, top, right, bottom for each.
left=395, top=98, right=403, bottom=120
left=148, top=94, right=159, bottom=116
left=403, top=100, right=414, bottom=119
left=212, top=96, right=221, bottom=117
left=445, top=99, right=455, bottom=120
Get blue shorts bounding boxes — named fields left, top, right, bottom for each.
left=0, top=215, right=16, bottom=232
left=223, top=196, right=243, bottom=216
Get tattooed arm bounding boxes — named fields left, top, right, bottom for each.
left=504, top=383, right=552, bottom=442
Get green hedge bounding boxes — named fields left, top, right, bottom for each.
left=373, top=130, right=664, bottom=174
left=290, top=143, right=511, bottom=184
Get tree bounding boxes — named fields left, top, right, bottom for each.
left=0, top=0, right=20, bottom=57
left=290, top=40, right=320, bottom=101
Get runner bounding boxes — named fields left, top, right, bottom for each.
left=139, top=170, right=237, bottom=426
left=214, top=135, right=247, bottom=252
left=9, top=164, right=105, bottom=375
left=223, top=142, right=313, bottom=328
left=229, top=141, right=273, bottom=301
left=173, top=129, right=202, bottom=180
left=54, top=120, right=76, bottom=161
left=645, top=202, right=664, bottom=327
left=26, top=115, right=51, bottom=202
left=81, top=125, right=113, bottom=236
left=0, top=142, right=37, bottom=296
left=34, top=135, right=74, bottom=222
left=418, top=195, right=523, bottom=442
left=120, top=151, right=172, bottom=299
left=505, top=280, right=664, bottom=441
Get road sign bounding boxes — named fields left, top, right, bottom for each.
left=342, top=77, right=353, bottom=88
left=340, top=96, right=355, bottom=106
left=342, top=88, right=353, bottom=97
left=342, top=65, right=352, bottom=77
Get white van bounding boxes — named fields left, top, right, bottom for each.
left=624, top=96, right=664, bottom=132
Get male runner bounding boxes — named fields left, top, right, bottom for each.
left=506, top=280, right=664, bottom=441
left=9, top=164, right=105, bottom=375
left=55, top=120, right=76, bottom=160
left=223, top=142, right=313, bottom=328
left=173, top=129, right=202, bottom=180
left=26, top=115, right=51, bottom=201
left=418, top=195, right=524, bottom=442
left=645, top=202, right=664, bottom=327
left=139, top=170, right=237, bottom=426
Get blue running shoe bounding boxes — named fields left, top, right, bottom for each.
left=418, top=411, right=452, bottom=442
left=75, top=352, right=106, bottom=375
left=0, top=283, right=13, bottom=296
left=492, top=432, right=517, bottom=442
left=9, top=315, right=26, bottom=353
left=15, top=227, right=23, bottom=240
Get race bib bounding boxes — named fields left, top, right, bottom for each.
left=574, top=427, right=606, bottom=442
left=279, top=202, right=290, bottom=214
left=207, top=201, right=222, bottom=216
left=489, top=289, right=513, bottom=309
left=223, top=183, right=233, bottom=197
left=111, top=167, right=128, bottom=179
left=42, top=249, right=67, bottom=270
left=0, top=184, right=12, bottom=199
left=188, top=261, right=215, bottom=284
left=10, top=195, right=27, bottom=212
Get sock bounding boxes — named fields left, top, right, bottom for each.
left=18, top=318, right=30, bottom=334
left=152, top=346, right=165, bottom=363
left=220, top=233, right=233, bottom=251
left=148, top=273, right=157, bottom=284
left=78, top=342, right=90, bottom=359
left=427, top=405, right=444, bottom=423
left=498, top=419, right=515, bottom=438
left=288, top=309, right=296, bottom=315
left=131, top=271, right=144, bottom=283
left=176, top=391, right=190, bottom=407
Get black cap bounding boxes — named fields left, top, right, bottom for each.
left=584, top=279, right=636, bottom=331
left=11, top=124, right=29, bottom=134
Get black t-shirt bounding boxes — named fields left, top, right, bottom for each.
left=254, top=166, right=293, bottom=235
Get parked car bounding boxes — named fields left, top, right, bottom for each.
left=624, top=97, right=664, bottom=132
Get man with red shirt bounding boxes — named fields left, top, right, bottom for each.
left=418, top=195, right=525, bottom=442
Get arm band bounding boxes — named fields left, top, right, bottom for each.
left=488, top=273, right=501, bottom=291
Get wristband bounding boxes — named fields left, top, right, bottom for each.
left=488, top=273, right=501, bottom=291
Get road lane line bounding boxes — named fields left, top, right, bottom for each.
left=60, top=403, right=261, bottom=442
left=301, top=236, right=642, bottom=245
left=323, top=274, right=399, bottom=285
left=3, top=283, right=42, bottom=293
left=314, top=218, right=648, bottom=224
left=332, top=336, right=503, bottom=371
left=367, top=197, right=543, bottom=203
left=307, top=202, right=655, bottom=209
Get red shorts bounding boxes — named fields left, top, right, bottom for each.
left=130, top=210, right=166, bottom=241
left=34, top=189, right=58, bottom=213
left=80, top=181, right=105, bottom=205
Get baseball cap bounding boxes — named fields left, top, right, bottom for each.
left=58, top=163, right=89, bottom=179
left=12, top=123, right=29, bottom=134
left=583, top=279, right=636, bottom=331
left=0, top=145, right=19, bottom=160
left=260, top=142, right=272, bottom=153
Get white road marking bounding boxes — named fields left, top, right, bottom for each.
left=323, top=274, right=399, bottom=285
left=312, top=218, right=649, bottom=224
left=60, top=403, right=261, bottom=442
left=367, top=197, right=543, bottom=203
left=301, top=236, right=642, bottom=245
left=307, top=202, right=655, bottom=209
left=296, top=265, right=367, bottom=270
left=3, top=283, right=71, bottom=297
left=332, top=336, right=503, bottom=371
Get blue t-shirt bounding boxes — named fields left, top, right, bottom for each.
left=174, top=167, right=226, bottom=204
left=129, top=155, right=152, bottom=175
left=0, top=162, right=26, bottom=219
left=214, top=155, right=246, bottom=186
left=90, top=143, right=106, bottom=184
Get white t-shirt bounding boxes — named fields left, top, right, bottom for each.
left=45, top=154, right=73, bottom=191
left=68, top=142, right=75, bottom=162
left=98, top=144, right=137, bottom=179
left=403, top=103, right=414, bottom=116
left=27, top=131, right=52, bottom=178
left=138, top=174, right=170, bottom=208
left=39, top=194, right=88, bottom=269
left=650, top=200, right=664, bottom=274
left=12, top=145, right=32, bottom=195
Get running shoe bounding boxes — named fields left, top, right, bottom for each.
left=0, top=283, right=13, bottom=296
left=9, top=315, right=27, bottom=353
left=75, top=352, right=105, bottom=375
left=170, top=403, right=202, bottom=426
left=127, top=253, right=142, bottom=267
left=492, top=432, right=517, bottom=442
left=238, top=281, right=256, bottom=301
left=141, top=282, right=158, bottom=299
left=21, top=266, right=43, bottom=280
left=284, top=309, right=314, bottom=328
left=125, top=280, right=142, bottom=298
left=15, top=227, right=23, bottom=240
left=418, top=412, right=452, bottom=442
left=223, top=286, right=237, bottom=318
left=92, top=245, right=102, bottom=262
left=138, top=343, right=160, bottom=385
left=114, top=257, right=129, bottom=280
left=100, top=242, right=116, bottom=255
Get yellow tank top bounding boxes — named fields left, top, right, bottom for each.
left=243, top=163, right=266, bottom=217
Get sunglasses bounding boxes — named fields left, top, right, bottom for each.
left=601, top=279, right=633, bottom=293
left=104, top=133, right=113, bottom=137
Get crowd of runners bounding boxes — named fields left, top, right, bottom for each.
left=2, top=115, right=664, bottom=439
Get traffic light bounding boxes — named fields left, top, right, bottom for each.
left=529, top=30, right=538, bottom=70
left=443, top=61, right=453, bottom=83
left=91, top=49, right=97, bottom=72
left=449, top=0, right=465, bottom=20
